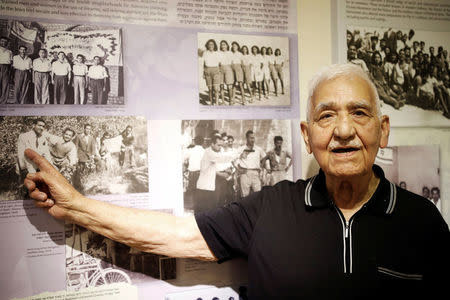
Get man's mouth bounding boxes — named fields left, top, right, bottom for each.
left=331, top=147, right=360, bottom=153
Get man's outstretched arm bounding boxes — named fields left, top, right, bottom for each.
left=23, top=148, right=216, bottom=261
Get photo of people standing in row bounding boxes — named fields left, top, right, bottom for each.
left=182, top=120, right=292, bottom=214
left=346, top=26, right=450, bottom=126
left=198, top=33, right=290, bottom=107
left=0, top=116, right=147, bottom=200
left=0, top=19, right=123, bottom=105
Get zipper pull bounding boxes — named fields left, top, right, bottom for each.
left=345, top=221, right=349, bottom=238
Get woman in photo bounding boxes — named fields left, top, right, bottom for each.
left=219, top=40, right=234, bottom=105
left=260, top=46, right=271, bottom=99
left=230, top=41, right=245, bottom=105
left=202, top=39, right=222, bottom=105
left=241, top=45, right=254, bottom=103
left=267, top=47, right=279, bottom=97
left=369, top=51, right=403, bottom=109
left=274, top=48, right=285, bottom=95
left=250, top=45, right=263, bottom=101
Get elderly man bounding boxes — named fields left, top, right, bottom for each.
left=23, top=64, right=448, bottom=299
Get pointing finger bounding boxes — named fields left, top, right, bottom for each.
left=24, top=149, right=55, bottom=173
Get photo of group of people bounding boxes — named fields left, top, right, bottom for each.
left=65, top=222, right=176, bottom=291
left=0, top=19, right=123, bottom=105
left=375, top=145, right=441, bottom=213
left=0, top=116, right=148, bottom=200
left=198, top=33, right=290, bottom=107
left=346, top=26, right=450, bottom=125
left=182, top=119, right=292, bottom=214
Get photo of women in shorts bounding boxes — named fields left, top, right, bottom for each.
left=202, top=39, right=222, bottom=105
left=198, top=33, right=290, bottom=107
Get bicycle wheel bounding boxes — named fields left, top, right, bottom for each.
left=91, top=269, right=131, bottom=287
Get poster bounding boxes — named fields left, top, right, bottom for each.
left=333, top=0, right=450, bottom=127
left=0, top=1, right=300, bottom=299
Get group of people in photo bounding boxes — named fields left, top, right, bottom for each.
left=346, top=28, right=450, bottom=118
left=201, top=38, right=287, bottom=106
left=16, top=118, right=135, bottom=192
left=0, top=36, right=109, bottom=105
left=183, top=129, right=292, bottom=213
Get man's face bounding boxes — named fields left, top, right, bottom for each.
left=246, top=133, right=255, bottom=147
left=227, top=137, right=234, bottom=148
left=431, top=189, right=440, bottom=201
left=58, top=53, right=65, bottom=61
left=0, top=38, right=7, bottom=47
left=39, top=50, right=46, bottom=58
left=93, top=57, right=100, bottom=65
left=374, top=53, right=382, bottom=65
left=347, top=45, right=357, bottom=59
left=63, top=130, right=74, bottom=142
left=19, top=47, right=26, bottom=56
left=33, top=121, right=46, bottom=136
left=422, top=188, right=430, bottom=198
left=76, top=56, right=83, bottom=63
left=405, top=48, right=411, bottom=57
left=301, top=75, right=390, bottom=179
left=430, top=47, right=434, bottom=55
left=275, top=139, right=283, bottom=151
left=211, top=139, right=222, bottom=152
left=84, top=125, right=92, bottom=136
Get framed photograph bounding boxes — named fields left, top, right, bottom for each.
left=346, top=26, right=450, bottom=126
left=0, top=116, right=147, bottom=200
left=198, top=32, right=290, bottom=107
left=0, top=19, right=123, bottom=105
left=182, top=119, right=292, bottom=214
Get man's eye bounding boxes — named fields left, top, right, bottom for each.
left=319, top=113, right=332, bottom=120
left=354, top=110, right=367, bottom=116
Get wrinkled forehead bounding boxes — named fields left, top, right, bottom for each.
left=310, top=75, right=377, bottom=113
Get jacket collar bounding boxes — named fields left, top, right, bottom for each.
left=304, top=164, right=397, bottom=215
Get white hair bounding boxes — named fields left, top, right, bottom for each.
left=306, top=63, right=381, bottom=121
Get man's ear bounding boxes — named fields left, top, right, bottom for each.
left=300, top=121, right=312, bottom=154
left=379, top=115, right=390, bottom=149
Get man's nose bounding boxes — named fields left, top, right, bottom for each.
left=333, top=114, right=355, bottom=140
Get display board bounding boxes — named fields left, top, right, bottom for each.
left=0, top=1, right=301, bottom=299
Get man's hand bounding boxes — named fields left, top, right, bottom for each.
left=23, top=148, right=83, bottom=220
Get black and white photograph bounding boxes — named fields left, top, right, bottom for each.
left=0, top=116, right=148, bottom=200
left=65, top=222, right=176, bottom=291
left=346, top=26, right=450, bottom=126
left=182, top=119, right=292, bottom=214
left=375, top=145, right=441, bottom=213
left=198, top=33, right=290, bottom=107
left=0, top=18, right=123, bottom=105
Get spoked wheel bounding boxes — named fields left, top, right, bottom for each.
left=91, top=269, right=131, bottom=286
